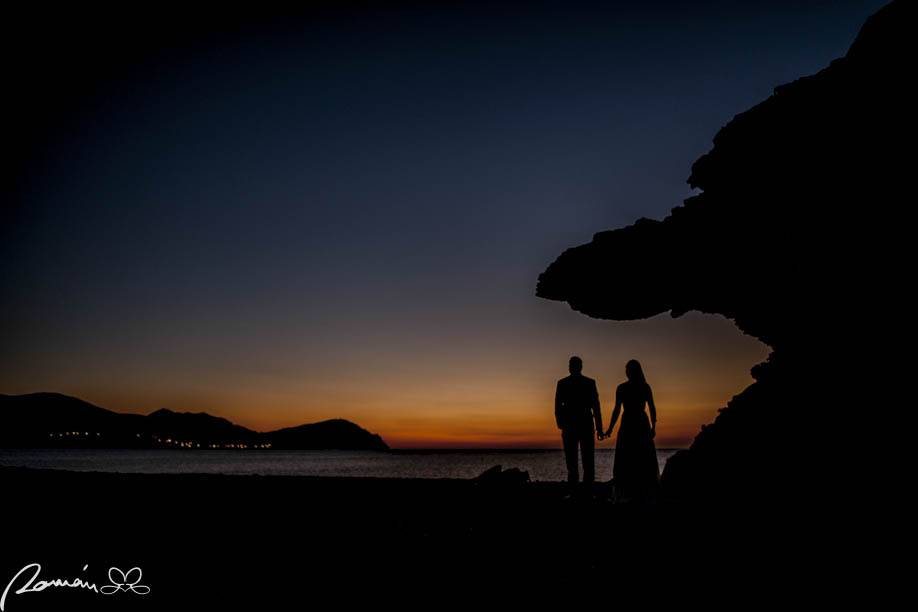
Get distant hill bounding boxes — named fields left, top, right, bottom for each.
left=0, top=393, right=389, bottom=451
left=145, top=408, right=257, bottom=447
left=267, top=419, right=388, bottom=451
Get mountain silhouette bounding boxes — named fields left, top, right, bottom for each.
left=146, top=408, right=256, bottom=446
left=268, top=419, right=388, bottom=451
left=536, top=0, right=913, bottom=504
left=0, top=393, right=389, bottom=451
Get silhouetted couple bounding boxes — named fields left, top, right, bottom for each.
left=555, top=356, right=659, bottom=501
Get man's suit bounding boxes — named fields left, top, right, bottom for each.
left=555, top=374, right=603, bottom=484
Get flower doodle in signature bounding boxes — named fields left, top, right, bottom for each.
left=99, top=567, right=150, bottom=595
left=1, top=563, right=150, bottom=610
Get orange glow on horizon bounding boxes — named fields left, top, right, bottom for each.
left=2, top=311, right=768, bottom=451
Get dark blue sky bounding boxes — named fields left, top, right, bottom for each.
left=1, top=1, right=887, bottom=446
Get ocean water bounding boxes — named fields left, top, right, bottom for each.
left=0, top=448, right=679, bottom=481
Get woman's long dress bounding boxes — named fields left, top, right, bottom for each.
left=613, top=381, right=660, bottom=500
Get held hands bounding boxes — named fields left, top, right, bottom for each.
left=599, top=425, right=655, bottom=440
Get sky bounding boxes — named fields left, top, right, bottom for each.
left=1, top=0, right=887, bottom=447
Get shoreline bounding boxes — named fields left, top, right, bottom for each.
left=0, top=447, right=682, bottom=481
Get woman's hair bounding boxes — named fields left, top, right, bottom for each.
left=625, top=359, right=646, bottom=384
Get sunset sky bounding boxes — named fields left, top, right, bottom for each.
left=1, top=1, right=883, bottom=447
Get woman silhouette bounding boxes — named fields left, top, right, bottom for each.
left=604, top=359, right=660, bottom=502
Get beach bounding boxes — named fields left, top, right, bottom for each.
left=0, top=465, right=827, bottom=608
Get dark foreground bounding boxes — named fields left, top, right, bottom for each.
left=0, top=466, right=856, bottom=608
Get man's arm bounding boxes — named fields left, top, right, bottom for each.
left=591, top=380, right=603, bottom=434
left=554, top=381, right=563, bottom=429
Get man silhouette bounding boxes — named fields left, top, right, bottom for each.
left=555, top=356, right=603, bottom=488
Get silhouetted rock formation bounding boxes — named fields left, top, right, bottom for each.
left=0, top=393, right=389, bottom=451
left=474, top=465, right=531, bottom=487
left=537, top=1, right=913, bottom=504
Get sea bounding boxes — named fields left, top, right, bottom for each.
left=0, top=448, right=679, bottom=481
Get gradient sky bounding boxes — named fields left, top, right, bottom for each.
left=1, top=1, right=886, bottom=447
